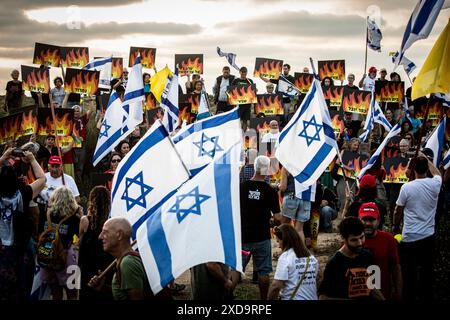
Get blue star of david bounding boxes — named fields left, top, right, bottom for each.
left=192, top=133, right=224, bottom=159
left=121, top=171, right=153, bottom=211
left=298, top=115, right=323, bottom=146
left=99, top=120, right=111, bottom=138
left=168, top=186, right=210, bottom=223
left=1, top=204, right=13, bottom=221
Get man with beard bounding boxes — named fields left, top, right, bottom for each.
left=213, top=66, right=235, bottom=113
left=359, top=203, right=402, bottom=300
left=319, top=217, right=384, bottom=300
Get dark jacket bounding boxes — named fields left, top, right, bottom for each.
left=213, top=75, right=235, bottom=103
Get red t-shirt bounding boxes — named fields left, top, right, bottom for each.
left=363, top=230, right=400, bottom=299
left=74, top=114, right=89, bottom=145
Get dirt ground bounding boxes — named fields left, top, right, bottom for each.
left=172, top=222, right=342, bottom=300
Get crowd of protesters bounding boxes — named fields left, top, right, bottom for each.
left=1, top=63, right=449, bottom=302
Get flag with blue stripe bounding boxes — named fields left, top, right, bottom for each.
left=367, top=17, right=382, bottom=52
left=433, top=92, right=450, bottom=107
left=92, top=90, right=126, bottom=166
left=136, top=142, right=243, bottom=294
left=276, top=79, right=338, bottom=189
left=393, top=0, right=445, bottom=68
left=121, top=53, right=144, bottom=138
left=172, top=107, right=242, bottom=176
left=358, top=122, right=402, bottom=179
left=392, top=52, right=417, bottom=76
left=110, top=121, right=190, bottom=238
left=295, top=180, right=317, bottom=202
left=30, top=265, right=51, bottom=300
left=83, top=57, right=112, bottom=89
left=424, top=116, right=446, bottom=165
left=360, top=93, right=392, bottom=142
left=196, top=90, right=211, bottom=120
left=442, top=148, right=450, bottom=169
left=277, top=74, right=301, bottom=97
left=161, top=67, right=179, bottom=133
left=217, top=47, right=240, bottom=71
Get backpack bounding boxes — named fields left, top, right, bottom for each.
left=36, top=211, right=73, bottom=271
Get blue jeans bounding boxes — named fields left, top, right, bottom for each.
left=320, top=206, right=337, bottom=231
left=242, top=240, right=272, bottom=276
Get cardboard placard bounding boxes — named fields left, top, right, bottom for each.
left=253, top=57, right=283, bottom=80
left=64, top=68, right=99, bottom=95
left=226, top=84, right=257, bottom=105
left=33, top=42, right=60, bottom=67
left=318, top=60, right=345, bottom=82
left=175, top=54, right=203, bottom=75
left=255, top=94, right=284, bottom=116
left=21, top=65, right=50, bottom=93
left=60, top=47, right=89, bottom=68
left=129, top=47, right=156, bottom=68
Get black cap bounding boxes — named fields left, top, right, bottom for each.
left=421, top=147, right=434, bottom=160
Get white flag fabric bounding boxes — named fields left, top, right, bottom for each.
left=196, top=91, right=211, bottom=120
left=295, top=181, right=317, bottom=202
left=172, top=107, right=242, bottom=176
left=92, top=91, right=126, bottom=166
left=110, top=121, right=190, bottom=237
left=30, top=265, right=51, bottom=300
left=367, top=17, right=382, bottom=52
left=137, top=143, right=243, bottom=294
left=424, top=116, right=446, bottom=165
left=277, top=74, right=301, bottom=97
left=360, top=93, right=392, bottom=142
left=433, top=92, right=450, bottom=107
left=161, top=67, right=179, bottom=133
left=358, top=122, right=402, bottom=179
left=443, top=148, right=450, bottom=169
left=121, top=54, right=144, bottom=138
left=391, top=52, right=417, bottom=75
left=217, top=46, right=240, bottom=71
left=276, top=79, right=338, bottom=189
left=393, top=0, right=445, bottom=68
left=83, top=57, right=112, bottom=89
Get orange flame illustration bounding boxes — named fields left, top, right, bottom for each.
left=144, top=93, right=157, bottom=111
left=384, top=148, right=399, bottom=158
left=386, top=162, right=409, bottom=183
left=378, top=82, right=404, bottom=103
left=295, top=74, right=313, bottom=93
left=255, top=95, right=284, bottom=115
left=2, top=116, right=20, bottom=143
left=178, top=106, right=191, bottom=126
left=38, top=116, right=55, bottom=136
left=24, top=69, right=50, bottom=93
left=256, top=121, right=272, bottom=135
left=187, top=95, right=200, bottom=114
left=65, top=71, right=99, bottom=95
left=21, top=110, right=38, bottom=136
left=227, top=85, right=257, bottom=105
left=323, top=86, right=344, bottom=107
left=254, top=60, right=282, bottom=79
left=416, top=101, right=444, bottom=127
left=340, top=156, right=368, bottom=178
left=130, top=48, right=155, bottom=68
left=112, top=58, right=123, bottom=79
left=35, top=48, right=60, bottom=67
left=54, top=113, right=73, bottom=136
left=342, top=92, right=371, bottom=114
left=64, top=48, right=89, bottom=67
left=180, top=57, right=203, bottom=75
left=331, top=114, right=344, bottom=136
left=319, top=61, right=345, bottom=81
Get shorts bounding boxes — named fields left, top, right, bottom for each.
left=41, top=246, right=77, bottom=287
left=281, top=195, right=311, bottom=222
left=216, top=101, right=233, bottom=113
left=242, top=240, right=272, bottom=276
left=238, top=104, right=251, bottom=121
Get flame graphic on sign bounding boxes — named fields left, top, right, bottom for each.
left=130, top=48, right=155, bottom=68
left=35, top=48, right=60, bottom=67
left=387, top=162, right=409, bottom=183
left=255, top=95, right=283, bottom=115
left=187, top=95, right=200, bottom=114
left=319, top=61, right=345, bottom=81
left=65, top=71, right=99, bottom=95
left=144, top=93, right=157, bottom=111
left=385, top=149, right=399, bottom=158
left=254, top=60, right=282, bottom=79
left=64, top=48, right=89, bottom=67
left=331, top=114, right=344, bottom=136
left=342, top=92, right=371, bottom=114
left=21, top=110, right=38, bottom=136
left=180, top=57, right=203, bottom=75
left=295, top=74, right=314, bottom=93
left=227, top=86, right=257, bottom=105
left=112, top=58, right=123, bottom=79
left=416, top=101, right=444, bottom=127
left=256, top=121, right=272, bottom=135
left=378, top=82, right=404, bottom=103
left=178, top=106, right=191, bottom=126
left=24, top=69, right=50, bottom=93
left=1, top=116, right=20, bottom=143
left=323, top=86, right=345, bottom=107
left=54, top=113, right=73, bottom=136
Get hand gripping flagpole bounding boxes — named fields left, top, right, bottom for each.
left=309, top=57, right=353, bottom=200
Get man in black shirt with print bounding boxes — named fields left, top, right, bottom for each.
left=240, top=155, right=281, bottom=300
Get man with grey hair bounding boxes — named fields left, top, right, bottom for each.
left=240, top=155, right=281, bottom=299
left=5, top=69, right=23, bottom=113
left=72, top=101, right=93, bottom=188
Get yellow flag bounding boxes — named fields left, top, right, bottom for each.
left=412, top=19, right=450, bottom=101
left=150, top=65, right=173, bottom=103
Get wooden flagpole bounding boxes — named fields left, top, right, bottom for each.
left=364, top=16, right=369, bottom=75
left=48, top=93, right=65, bottom=186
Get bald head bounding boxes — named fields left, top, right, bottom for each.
left=99, top=217, right=132, bottom=255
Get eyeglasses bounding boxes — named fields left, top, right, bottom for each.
left=405, top=137, right=412, bottom=140
left=111, top=159, right=121, bottom=163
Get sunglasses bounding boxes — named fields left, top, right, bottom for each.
left=111, top=159, right=121, bottom=163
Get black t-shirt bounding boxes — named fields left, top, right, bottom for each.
left=343, top=84, right=359, bottom=94
left=40, top=213, right=80, bottom=249
left=240, top=180, right=280, bottom=243
left=6, top=80, right=23, bottom=109
left=318, top=249, right=375, bottom=300
left=344, top=120, right=362, bottom=139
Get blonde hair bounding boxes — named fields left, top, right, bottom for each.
left=48, top=186, right=78, bottom=218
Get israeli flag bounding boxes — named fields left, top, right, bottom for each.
left=433, top=92, right=450, bottom=107
left=391, top=52, right=417, bottom=76
left=295, top=180, right=317, bottom=202
left=161, top=67, right=179, bottom=133
left=367, top=17, right=382, bottom=52
left=83, top=57, right=112, bottom=89
left=393, top=0, right=445, bottom=68
left=360, top=93, right=392, bottom=142
left=172, top=107, right=242, bottom=176
left=121, top=53, right=144, bottom=138
left=358, top=122, right=402, bottom=179
left=276, top=79, right=338, bottom=189
left=196, top=91, right=211, bottom=120
left=442, top=148, right=450, bottom=169
left=217, top=47, right=240, bottom=71
left=278, top=74, right=301, bottom=97
left=137, top=143, right=243, bottom=294
left=110, top=121, right=190, bottom=237
left=424, top=116, right=446, bottom=166
left=30, top=265, right=51, bottom=300
left=92, top=91, right=126, bottom=166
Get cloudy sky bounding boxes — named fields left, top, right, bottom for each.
left=1, top=0, right=449, bottom=95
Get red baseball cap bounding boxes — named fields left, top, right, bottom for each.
left=48, top=156, right=62, bottom=165
left=359, top=174, right=376, bottom=189
left=368, top=66, right=377, bottom=73
left=359, top=202, right=380, bottom=220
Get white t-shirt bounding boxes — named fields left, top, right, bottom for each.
left=274, top=249, right=318, bottom=300
left=362, top=77, right=375, bottom=92
left=219, top=78, right=230, bottom=102
left=261, top=131, right=280, bottom=143
left=38, top=172, right=80, bottom=204
left=396, top=175, right=442, bottom=242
